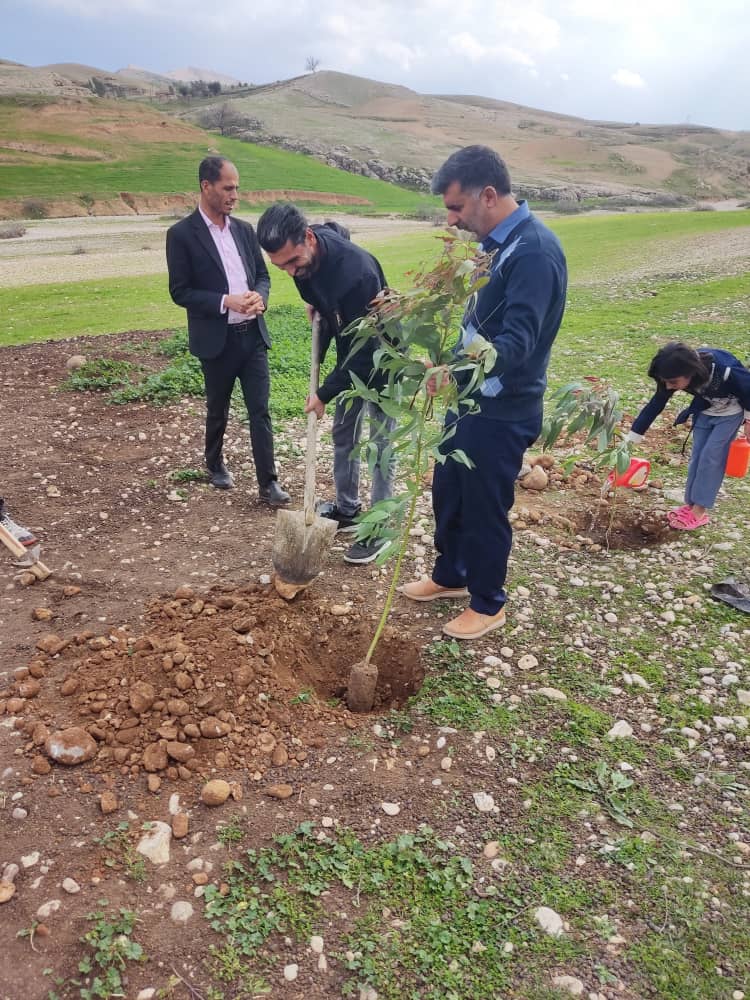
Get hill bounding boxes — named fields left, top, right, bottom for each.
left=181, top=70, right=750, bottom=203
left=0, top=95, right=433, bottom=219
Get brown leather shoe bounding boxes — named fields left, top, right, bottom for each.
left=398, top=579, right=469, bottom=602
left=442, top=607, right=506, bottom=639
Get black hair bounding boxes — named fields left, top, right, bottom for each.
left=431, top=145, right=511, bottom=197
left=256, top=203, right=308, bottom=252
left=648, top=341, right=711, bottom=389
left=198, top=156, right=232, bottom=186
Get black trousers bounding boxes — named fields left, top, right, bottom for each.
left=200, top=322, right=277, bottom=487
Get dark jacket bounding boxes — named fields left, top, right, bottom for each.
left=456, top=212, right=568, bottom=422
left=166, top=209, right=271, bottom=360
left=631, top=347, right=750, bottom=436
left=293, top=225, right=386, bottom=404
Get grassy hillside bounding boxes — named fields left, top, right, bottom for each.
left=0, top=96, right=435, bottom=217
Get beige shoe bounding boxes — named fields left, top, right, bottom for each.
left=442, top=607, right=506, bottom=639
left=398, top=579, right=469, bottom=602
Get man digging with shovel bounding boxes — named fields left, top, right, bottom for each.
left=257, top=204, right=396, bottom=565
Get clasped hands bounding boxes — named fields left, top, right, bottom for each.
left=225, top=290, right=266, bottom=317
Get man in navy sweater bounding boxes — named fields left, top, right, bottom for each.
left=401, top=145, right=568, bottom=639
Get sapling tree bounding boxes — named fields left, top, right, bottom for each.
left=339, top=233, right=497, bottom=709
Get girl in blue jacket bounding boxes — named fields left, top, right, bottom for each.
left=626, top=342, right=750, bottom=530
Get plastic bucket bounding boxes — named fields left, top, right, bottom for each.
left=725, top=437, right=750, bottom=478
left=607, top=457, right=651, bottom=489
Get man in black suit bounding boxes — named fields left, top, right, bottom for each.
left=166, top=156, right=290, bottom=506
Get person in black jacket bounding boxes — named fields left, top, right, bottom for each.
left=257, top=204, right=395, bottom=564
left=626, top=342, right=750, bottom=530
left=166, top=157, right=289, bottom=506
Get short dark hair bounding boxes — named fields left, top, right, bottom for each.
left=198, top=156, right=232, bottom=186
left=648, top=341, right=711, bottom=388
left=431, top=145, right=511, bottom=197
left=256, top=203, right=308, bottom=252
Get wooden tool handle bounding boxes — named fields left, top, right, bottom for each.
left=0, top=522, right=52, bottom=579
left=303, top=316, right=322, bottom=524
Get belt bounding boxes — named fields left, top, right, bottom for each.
left=229, top=320, right=258, bottom=334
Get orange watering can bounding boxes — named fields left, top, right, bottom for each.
left=725, top=437, right=750, bottom=478
left=603, top=457, right=651, bottom=494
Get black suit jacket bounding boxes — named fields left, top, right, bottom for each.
left=166, top=209, right=271, bottom=360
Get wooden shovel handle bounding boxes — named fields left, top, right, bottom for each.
left=0, top=522, right=52, bottom=579
left=303, top=316, right=322, bottom=523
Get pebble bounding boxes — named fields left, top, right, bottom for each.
left=381, top=802, right=400, bottom=816
left=283, top=964, right=299, bottom=982
left=552, top=976, right=585, bottom=997
left=536, top=687, right=567, bottom=702
left=517, top=654, right=538, bottom=671
left=472, top=792, right=495, bottom=813
left=62, top=878, right=81, bottom=894
left=0, top=882, right=16, bottom=903
left=136, top=990, right=157, bottom=1000
left=99, top=792, right=118, bottom=815
left=170, top=901, right=194, bottom=925
left=310, top=935, right=324, bottom=954
left=201, top=780, right=231, bottom=806
left=36, top=899, right=62, bottom=920
left=12, top=807, right=27, bottom=820
left=265, top=783, right=294, bottom=800
left=45, top=727, right=97, bottom=765
left=534, top=905, right=564, bottom=937
left=607, top=720, right=634, bottom=740
left=21, top=851, right=40, bottom=868
left=136, top=821, right=172, bottom=865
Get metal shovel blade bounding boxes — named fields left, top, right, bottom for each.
left=272, top=509, right=338, bottom=599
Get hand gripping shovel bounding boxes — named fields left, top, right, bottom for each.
left=272, top=316, right=337, bottom=600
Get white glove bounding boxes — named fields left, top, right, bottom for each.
left=625, top=430, right=644, bottom=444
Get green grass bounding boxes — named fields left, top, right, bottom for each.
left=0, top=98, right=433, bottom=214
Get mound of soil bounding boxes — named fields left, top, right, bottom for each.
left=4, top=583, right=424, bottom=783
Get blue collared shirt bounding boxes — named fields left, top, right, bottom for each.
left=481, top=200, right=531, bottom=251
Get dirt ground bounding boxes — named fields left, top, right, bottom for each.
left=0, top=330, right=721, bottom=1000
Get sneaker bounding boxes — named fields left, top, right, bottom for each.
left=344, top=538, right=390, bottom=564
left=0, top=511, right=38, bottom=547
left=316, top=501, right=361, bottom=533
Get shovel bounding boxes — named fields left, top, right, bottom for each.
left=272, top=316, right=337, bottom=600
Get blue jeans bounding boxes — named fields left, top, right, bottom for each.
left=685, top=410, right=744, bottom=509
left=332, top=396, right=396, bottom=516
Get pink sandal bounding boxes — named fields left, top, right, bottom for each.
left=667, top=504, right=691, bottom=525
left=669, top=508, right=710, bottom=531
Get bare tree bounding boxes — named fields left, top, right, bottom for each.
left=305, top=56, right=321, bottom=73
left=199, top=102, right=247, bottom=136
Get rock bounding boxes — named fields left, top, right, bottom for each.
left=310, top=935, right=324, bottom=954
left=136, top=821, right=172, bottom=864
left=536, top=687, right=567, bottom=702
left=483, top=841, right=500, bottom=859
left=199, top=717, right=231, bottom=739
left=136, top=991, right=157, bottom=1000
left=271, top=743, right=289, bottom=767
left=45, top=727, right=97, bottom=765
left=520, top=466, right=548, bottom=490
left=170, top=901, right=194, bottom=925
left=517, top=654, right=539, bottom=671
left=330, top=604, right=351, bottom=616
left=36, top=633, right=66, bottom=655
left=552, top=975, right=584, bottom=996
left=99, top=792, right=118, bottom=815
left=534, top=906, right=564, bottom=937
left=201, top=780, right=231, bottom=806
left=166, top=741, right=195, bottom=763
left=66, top=354, right=87, bottom=371
left=129, top=681, right=156, bottom=714
left=142, top=742, right=168, bottom=772
left=21, top=851, right=40, bottom=868
left=0, top=882, right=16, bottom=904
left=12, top=807, right=27, bottom=820
left=62, top=878, right=81, bottom=894
left=607, top=720, right=634, bottom=740
left=17, top=678, right=41, bottom=698
left=36, top=899, right=62, bottom=919
left=166, top=699, right=189, bottom=716
left=283, top=964, right=299, bottom=982
left=473, top=792, right=495, bottom=813
left=31, top=607, right=54, bottom=622
left=381, top=802, right=400, bottom=816
left=172, top=813, right=189, bottom=839
left=32, top=754, right=52, bottom=775
left=265, top=783, right=294, bottom=800
left=737, top=689, right=750, bottom=707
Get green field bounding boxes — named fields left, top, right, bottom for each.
left=0, top=98, right=434, bottom=214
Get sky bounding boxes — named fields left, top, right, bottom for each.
left=2, top=0, right=749, bottom=131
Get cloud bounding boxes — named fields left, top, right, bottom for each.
left=612, top=68, right=646, bottom=89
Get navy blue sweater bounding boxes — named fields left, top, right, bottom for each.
left=457, top=213, right=567, bottom=421
left=631, top=347, right=750, bottom=436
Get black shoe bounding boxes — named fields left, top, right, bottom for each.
left=259, top=481, right=291, bottom=507
left=316, top=501, right=361, bottom=533
left=343, top=538, right=390, bottom=564
left=208, top=464, right=234, bottom=489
